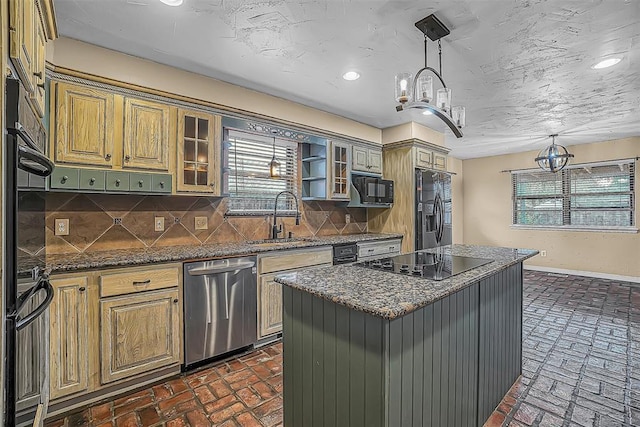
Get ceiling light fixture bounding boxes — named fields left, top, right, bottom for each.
left=159, top=0, right=184, bottom=6
left=535, top=134, right=574, bottom=173
left=342, top=71, right=360, bottom=81
left=269, top=132, right=281, bottom=178
left=591, top=57, right=622, bottom=69
left=395, top=14, right=464, bottom=138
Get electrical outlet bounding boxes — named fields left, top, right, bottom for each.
left=154, top=216, right=165, bottom=232
left=345, top=214, right=351, bottom=224
left=55, top=218, right=69, bottom=236
left=195, top=216, right=208, bottom=230
left=540, top=250, right=547, bottom=257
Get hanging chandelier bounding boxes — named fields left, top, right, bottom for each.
left=395, top=14, right=465, bottom=138
left=535, top=134, right=574, bottom=173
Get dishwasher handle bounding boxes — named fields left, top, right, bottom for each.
left=187, top=261, right=256, bottom=276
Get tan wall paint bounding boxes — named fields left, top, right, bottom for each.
left=46, top=37, right=382, bottom=144
left=462, top=137, right=640, bottom=278
left=448, top=157, right=464, bottom=244
left=381, top=122, right=445, bottom=147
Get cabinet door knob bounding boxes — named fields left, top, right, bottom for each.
left=79, top=287, right=86, bottom=292
left=124, top=155, right=131, bottom=162
left=159, top=182, right=164, bottom=188
left=173, top=298, right=179, bottom=304
left=105, top=154, right=112, bottom=161
left=115, top=179, right=121, bottom=186
left=89, top=178, right=96, bottom=184
left=61, top=175, right=68, bottom=183
left=209, top=183, right=215, bottom=188
left=138, top=180, right=144, bottom=186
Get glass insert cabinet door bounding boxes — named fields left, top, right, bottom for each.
left=330, top=141, right=350, bottom=199
left=177, top=109, right=221, bottom=194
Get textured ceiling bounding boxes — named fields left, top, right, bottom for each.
left=53, top=0, right=640, bottom=158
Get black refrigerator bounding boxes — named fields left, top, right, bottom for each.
left=3, top=78, right=55, bottom=426
left=416, top=169, right=452, bottom=251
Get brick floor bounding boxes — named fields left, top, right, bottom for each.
left=46, top=271, right=640, bottom=426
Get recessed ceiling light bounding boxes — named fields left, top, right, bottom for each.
left=592, top=57, right=622, bottom=69
left=422, top=110, right=433, bottom=115
left=342, top=71, right=360, bottom=81
left=159, top=0, right=183, bottom=6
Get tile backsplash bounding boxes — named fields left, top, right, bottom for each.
left=42, top=193, right=368, bottom=255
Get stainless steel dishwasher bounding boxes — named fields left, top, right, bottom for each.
left=183, top=256, right=257, bottom=367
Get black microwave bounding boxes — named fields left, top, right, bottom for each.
left=353, top=176, right=394, bottom=205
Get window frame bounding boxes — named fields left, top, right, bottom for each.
left=511, top=159, right=637, bottom=233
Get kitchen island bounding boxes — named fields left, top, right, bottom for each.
left=274, top=244, right=538, bottom=427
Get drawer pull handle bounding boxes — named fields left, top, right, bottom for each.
left=132, top=279, right=151, bottom=285
left=115, top=179, right=121, bottom=186
left=37, top=83, right=45, bottom=90
left=124, top=155, right=131, bottom=162
left=61, top=175, right=68, bottom=183
left=33, top=71, right=43, bottom=79
left=159, top=181, right=164, bottom=188
left=89, top=178, right=96, bottom=184
left=138, top=180, right=144, bottom=186
left=105, top=154, right=111, bottom=161
left=367, top=248, right=374, bottom=252
left=173, top=298, right=179, bottom=304
left=78, top=287, right=86, bottom=292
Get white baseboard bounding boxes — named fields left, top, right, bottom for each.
left=524, top=265, right=640, bottom=284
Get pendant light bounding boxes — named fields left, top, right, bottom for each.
left=394, top=14, right=465, bottom=138
left=269, top=133, right=281, bottom=178
left=535, top=134, right=574, bottom=173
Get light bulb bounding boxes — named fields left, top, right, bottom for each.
left=400, top=79, right=407, bottom=91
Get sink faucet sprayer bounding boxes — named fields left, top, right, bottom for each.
left=272, top=191, right=300, bottom=239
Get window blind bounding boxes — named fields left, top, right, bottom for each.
left=226, top=129, right=298, bottom=213
left=512, top=160, right=635, bottom=228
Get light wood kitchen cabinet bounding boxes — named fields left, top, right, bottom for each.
left=100, top=288, right=181, bottom=384
left=9, top=0, right=36, bottom=93
left=352, top=145, right=383, bottom=174
left=257, top=247, right=333, bottom=339
left=49, top=276, right=89, bottom=400
left=123, top=97, right=173, bottom=171
left=258, top=273, right=283, bottom=338
left=30, top=0, right=47, bottom=117
left=52, top=82, right=116, bottom=167
left=176, top=109, right=221, bottom=193
left=330, top=140, right=351, bottom=199
left=415, top=147, right=447, bottom=171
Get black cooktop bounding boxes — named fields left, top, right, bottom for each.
left=355, top=251, right=493, bottom=281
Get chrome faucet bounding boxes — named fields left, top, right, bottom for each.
left=272, top=190, right=300, bottom=239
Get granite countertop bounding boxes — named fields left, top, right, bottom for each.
left=274, top=244, right=538, bottom=320
left=43, top=233, right=403, bottom=273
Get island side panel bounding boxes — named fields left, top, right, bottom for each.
left=387, top=283, right=480, bottom=427
left=477, top=263, right=523, bottom=425
left=282, top=286, right=386, bottom=427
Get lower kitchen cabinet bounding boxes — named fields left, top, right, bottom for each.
left=257, top=247, right=333, bottom=339
left=258, top=273, right=283, bottom=338
left=100, top=288, right=181, bottom=384
left=49, top=276, right=89, bottom=400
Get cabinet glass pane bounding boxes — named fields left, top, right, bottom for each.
left=184, top=139, right=196, bottom=161
left=185, top=116, right=196, bottom=138
left=197, top=141, right=208, bottom=163
left=184, top=167, right=196, bottom=185
left=197, top=118, right=209, bottom=140
left=197, top=170, right=208, bottom=186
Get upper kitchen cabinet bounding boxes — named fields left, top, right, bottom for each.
left=352, top=145, right=383, bottom=175
left=9, top=0, right=57, bottom=117
left=176, top=109, right=221, bottom=194
left=415, top=146, right=447, bottom=171
left=51, top=81, right=116, bottom=167
left=329, top=140, right=351, bottom=199
left=123, top=97, right=174, bottom=172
